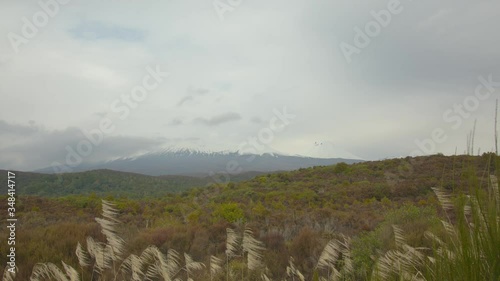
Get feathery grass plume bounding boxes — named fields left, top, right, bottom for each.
left=392, top=225, right=406, bottom=248
left=371, top=249, right=395, bottom=280
left=431, top=187, right=453, bottom=211
left=139, top=245, right=159, bottom=267
left=286, top=257, right=305, bottom=281
left=435, top=247, right=455, bottom=261
left=464, top=196, right=472, bottom=216
left=372, top=249, right=418, bottom=281
left=242, top=228, right=265, bottom=270
left=261, top=273, right=272, bottom=281
left=209, top=255, right=223, bottom=279
left=61, top=261, right=79, bottom=281
left=339, top=235, right=354, bottom=276
left=101, top=199, right=120, bottom=221
left=440, top=220, right=457, bottom=237
left=95, top=217, right=124, bottom=261
left=467, top=196, right=488, bottom=231
left=402, top=244, right=427, bottom=264
left=2, top=267, right=16, bottom=281
left=316, top=239, right=338, bottom=281
left=316, top=236, right=354, bottom=280
left=95, top=200, right=125, bottom=261
left=142, top=246, right=163, bottom=280
left=143, top=246, right=181, bottom=281
left=316, top=239, right=340, bottom=271
left=225, top=228, right=240, bottom=281
left=166, top=249, right=181, bottom=278
left=184, top=253, right=205, bottom=278
left=424, top=231, right=444, bottom=247
left=225, top=228, right=240, bottom=258
left=86, top=236, right=113, bottom=272
left=75, top=242, right=90, bottom=267
left=30, top=262, right=69, bottom=281
left=371, top=226, right=427, bottom=281
left=121, top=254, right=144, bottom=281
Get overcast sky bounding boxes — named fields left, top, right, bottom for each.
left=1, top=0, right=499, bottom=171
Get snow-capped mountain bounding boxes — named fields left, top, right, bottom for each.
left=37, top=147, right=363, bottom=176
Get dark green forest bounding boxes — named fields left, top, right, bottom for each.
left=0, top=169, right=267, bottom=198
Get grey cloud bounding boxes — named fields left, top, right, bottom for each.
left=0, top=121, right=166, bottom=171
left=194, top=112, right=242, bottom=126
left=187, top=87, right=209, bottom=96
left=93, top=111, right=108, bottom=118
left=168, top=118, right=184, bottom=126
left=177, top=87, right=210, bottom=107
left=250, top=117, right=264, bottom=124
left=69, top=21, right=146, bottom=42
left=157, top=137, right=201, bottom=142
left=1, top=1, right=499, bottom=166
left=93, top=136, right=165, bottom=159
left=0, top=120, right=40, bottom=136
left=338, top=2, right=500, bottom=94
left=214, top=96, right=224, bottom=103
left=177, top=96, right=194, bottom=106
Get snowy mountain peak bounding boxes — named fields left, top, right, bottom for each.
left=38, top=144, right=364, bottom=176
left=152, top=147, right=237, bottom=157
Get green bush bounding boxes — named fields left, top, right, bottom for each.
left=213, top=202, right=245, bottom=223
left=333, top=162, right=350, bottom=174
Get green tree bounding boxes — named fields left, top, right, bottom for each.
left=213, top=203, right=245, bottom=223
left=333, top=162, right=349, bottom=174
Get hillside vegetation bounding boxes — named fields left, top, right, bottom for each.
left=0, top=153, right=498, bottom=280
left=0, top=169, right=267, bottom=198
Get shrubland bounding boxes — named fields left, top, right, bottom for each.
left=0, top=154, right=498, bottom=280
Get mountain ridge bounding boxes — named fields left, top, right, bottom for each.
left=0, top=168, right=274, bottom=198
left=35, top=148, right=363, bottom=176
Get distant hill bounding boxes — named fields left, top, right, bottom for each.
left=35, top=148, right=363, bottom=176
left=1, top=148, right=363, bottom=198
left=4, top=153, right=495, bottom=200
left=0, top=169, right=268, bottom=198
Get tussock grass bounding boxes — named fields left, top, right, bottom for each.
left=315, top=235, right=353, bottom=281
left=210, top=255, right=223, bottom=281
left=242, top=228, right=265, bottom=271
left=286, top=257, right=305, bottom=281
left=371, top=157, right=500, bottom=281
left=29, top=201, right=207, bottom=281
left=422, top=172, right=500, bottom=281
left=2, top=266, right=17, bottom=281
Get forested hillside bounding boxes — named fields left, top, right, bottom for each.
left=0, top=169, right=267, bottom=198
left=0, top=154, right=498, bottom=280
